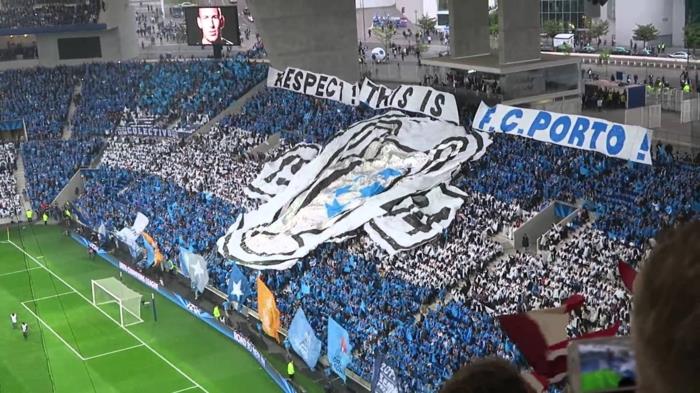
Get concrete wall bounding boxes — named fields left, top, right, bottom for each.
left=449, top=0, right=490, bottom=58
left=499, top=0, right=540, bottom=64
left=52, top=170, right=86, bottom=208
left=16, top=0, right=137, bottom=68
left=249, top=0, right=359, bottom=82
left=514, top=201, right=577, bottom=252
left=599, top=0, right=679, bottom=47
left=672, top=0, right=686, bottom=47
left=395, top=0, right=426, bottom=22
left=36, top=29, right=116, bottom=67
left=355, top=0, right=396, bottom=8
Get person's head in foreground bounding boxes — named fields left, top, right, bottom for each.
left=439, top=357, right=532, bottom=393
left=633, top=221, right=700, bottom=393
left=197, top=7, right=224, bottom=45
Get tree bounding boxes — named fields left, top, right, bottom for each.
left=589, top=20, right=609, bottom=48
left=416, top=14, right=437, bottom=35
left=372, top=24, right=397, bottom=53
left=685, top=23, right=700, bottom=54
left=489, top=12, right=498, bottom=36
left=543, top=20, right=562, bottom=46
left=633, top=24, right=659, bottom=49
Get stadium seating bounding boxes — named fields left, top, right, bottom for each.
left=74, top=56, right=268, bottom=136
left=0, top=66, right=80, bottom=139
left=0, top=142, right=20, bottom=218
left=22, top=138, right=102, bottom=210
left=67, top=84, right=700, bottom=392
left=0, top=0, right=101, bottom=29
left=4, top=57, right=692, bottom=392
left=75, top=167, right=240, bottom=259
left=224, top=88, right=383, bottom=144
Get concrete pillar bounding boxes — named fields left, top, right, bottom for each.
left=449, top=0, right=490, bottom=58
left=248, top=0, right=359, bottom=82
left=498, top=0, right=540, bottom=64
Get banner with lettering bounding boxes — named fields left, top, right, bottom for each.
left=472, top=102, right=652, bottom=165
left=371, top=352, right=400, bottom=393
left=266, top=67, right=358, bottom=106
left=266, top=67, right=460, bottom=124
left=327, top=317, right=352, bottom=381
left=358, top=78, right=460, bottom=124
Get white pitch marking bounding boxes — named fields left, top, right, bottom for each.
left=8, top=240, right=210, bottom=393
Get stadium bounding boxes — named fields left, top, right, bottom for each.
left=0, top=0, right=698, bottom=392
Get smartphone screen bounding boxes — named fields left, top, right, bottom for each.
left=569, top=337, right=637, bottom=393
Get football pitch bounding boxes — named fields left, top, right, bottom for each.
left=0, top=225, right=317, bottom=393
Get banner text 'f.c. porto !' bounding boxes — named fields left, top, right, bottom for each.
left=472, top=102, right=652, bottom=165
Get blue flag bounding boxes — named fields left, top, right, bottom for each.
left=178, top=247, right=191, bottom=277
left=97, top=222, right=107, bottom=244
left=327, top=317, right=352, bottom=381
left=141, top=236, right=155, bottom=268
left=288, top=308, right=322, bottom=369
left=227, top=262, right=251, bottom=305
left=372, top=352, right=400, bottom=393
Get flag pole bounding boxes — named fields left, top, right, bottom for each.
left=151, top=293, right=157, bottom=322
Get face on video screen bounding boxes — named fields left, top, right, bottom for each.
left=185, top=6, right=240, bottom=46
left=197, top=7, right=224, bottom=45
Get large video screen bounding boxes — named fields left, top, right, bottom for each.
left=57, top=37, right=102, bottom=60
left=184, top=6, right=240, bottom=46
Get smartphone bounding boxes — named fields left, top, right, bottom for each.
left=567, top=336, right=637, bottom=393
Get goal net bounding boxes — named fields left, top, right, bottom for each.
left=92, top=277, right=143, bottom=327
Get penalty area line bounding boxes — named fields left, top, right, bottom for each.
left=170, top=386, right=201, bottom=393
left=82, top=343, right=146, bottom=360
left=0, top=266, right=42, bottom=277
left=7, top=239, right=211, bottom=393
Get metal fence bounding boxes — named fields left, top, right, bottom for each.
left=646, top=89, right=699, bottom=112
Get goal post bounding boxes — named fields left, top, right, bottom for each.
left=91, top=277, right=143, bottom=327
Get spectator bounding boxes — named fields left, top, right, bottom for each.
left=633, top=221, right=700, bottom=393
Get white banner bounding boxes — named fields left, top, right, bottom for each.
left=364, top=184, right=467, bottom=255
left=472, top=102, right=652, bottom=165
left=358, top=78, right=460, bottom=124
left=245, top=143, right=321, bottom=201
left=266, top=67, right=460, bottom=124
left=132, top=212, right=149, bottom=235
left=218, top=111, right=490, bottom=269
left=266, top=67, right=358, bottom=106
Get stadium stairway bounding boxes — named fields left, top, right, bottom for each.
left=88, top=142, right=108, bottom=169
left=14, top=153, right=31, bottom=214
left=61, top=81, right=82, bottom=140
left=190, top=80, right=267, bottom=138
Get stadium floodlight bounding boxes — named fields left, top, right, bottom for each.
left=91, top=277, right=144, bottom=327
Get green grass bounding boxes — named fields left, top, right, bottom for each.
left=0, top=225, right=311, bottom=393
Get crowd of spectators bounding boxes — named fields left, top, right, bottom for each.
left=72, top=62, right=148, bottom=137
left=136, top=6, right=185, bottom=46
left=0, top=142, right=20, bottom=217
left=226, top=88, right=383, bottom=144
left=0, top=66, right=80, bottom=138
left=267, top=242, right=436, bottom=382
left=73, top=57, right=267, bottom=136
left=464, top=135, right=699, bottom=245
left=470, top=225, right=643, bottom=336
left=99, top=128, right=269, bottom=208
left=75, top=167, right=241, bottom=260
left=52, top=71, right=698, bottom=393
left=586, top=157, right=699, bottom=244
left=0, top=0, right=101, bottom=29
left=374, top=191, right=521, bottom=290
left=376, top=299, right=523, bottom=392
left=22, top=138, right=102, bottom=210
